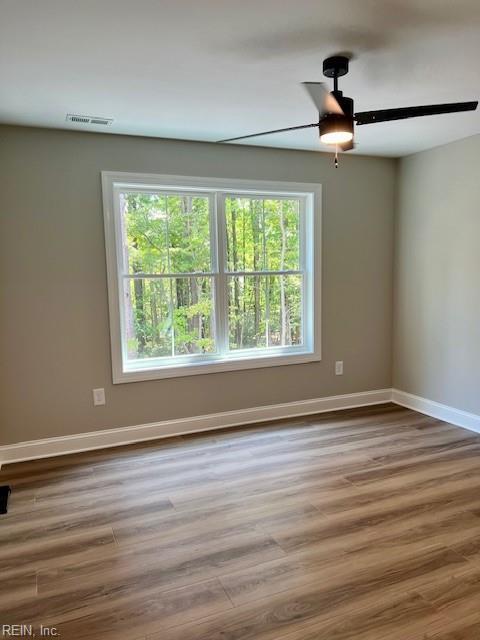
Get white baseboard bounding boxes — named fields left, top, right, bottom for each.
left=3, top=388, right=478, bottom=468
left=392, top=389, right=480, bottom=434
left=0, top=389, right=392, bottom=466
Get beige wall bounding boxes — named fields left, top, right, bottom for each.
left=393, top=134, right=480, bottom=414
left=0, top=125, right=395, bottom=445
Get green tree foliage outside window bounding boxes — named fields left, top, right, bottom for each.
left=225, top=197, right=301, bottom=349
left=121, top=192, right=303, bottom=361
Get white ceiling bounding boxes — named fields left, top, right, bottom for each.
left=1, top=0, right=479, bottom=157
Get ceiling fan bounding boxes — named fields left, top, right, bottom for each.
left=218, top=55, right=478, bottom=166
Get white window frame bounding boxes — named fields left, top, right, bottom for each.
left=102, top=171, right=322, bottom=383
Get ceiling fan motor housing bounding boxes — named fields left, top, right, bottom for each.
left=333, top=92, right=354, bottom=118
left=320, top=91, right=355, bottom=142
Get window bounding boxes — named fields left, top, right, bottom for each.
left=102, top=172, right=321, bottom=382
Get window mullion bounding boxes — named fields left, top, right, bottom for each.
left=213, top=193, right=229, bottom=355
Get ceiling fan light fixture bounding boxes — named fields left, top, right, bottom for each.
left=319, top=114, right=354, bottom=145
left=320, top=130, right=354, bottom=144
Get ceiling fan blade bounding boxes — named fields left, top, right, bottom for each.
left=302, top=82, right=344, bottom=116
left=355, top=101, right=478, bottom=125
left=218, top=122, right=319, bottom=143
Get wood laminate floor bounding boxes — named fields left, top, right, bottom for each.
left=2, top=403, right=480, bottom=639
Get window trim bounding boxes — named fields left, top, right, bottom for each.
left=102, top=171, right=322, bottom=383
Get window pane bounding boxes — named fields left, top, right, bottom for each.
left=228, top=275, right=303, bottom=350
left=121, top=193, right=211, bottom=274
left=124, top=276, right=215, bottom=360
left=225, top=197, right=300, bottom=272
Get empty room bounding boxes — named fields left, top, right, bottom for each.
left=1, top=1, right=480, bottom=638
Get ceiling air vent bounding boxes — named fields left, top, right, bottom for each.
left=66, top=114, right=113, bottom=126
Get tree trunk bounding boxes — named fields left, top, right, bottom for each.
left=132, top=250, right=146, bottom=355
left=279, top=204, right=290, bottom=345
left=151, top=286, right=159, bottom=343
left=122, top=196, right=136, bottom=352
left=231, top=205, right=241, bottom=346
left=241, top=210, right=246, bottom=345
left=250, top=201, right=261, bottom=343
left=130, top=198, right=146, bottom=355
left=190, top=276, right=201, bottom=348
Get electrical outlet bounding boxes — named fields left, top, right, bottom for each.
left=335, top=361, right=344, bottom=376
left=93, top=388, right=106, bottom=406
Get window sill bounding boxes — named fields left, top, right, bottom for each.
left=113, top=351, right=321, bottom=383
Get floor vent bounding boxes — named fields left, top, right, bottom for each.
left=66, top=114, right=113, bottom=126
left=0, top=486, right=11, bottom=515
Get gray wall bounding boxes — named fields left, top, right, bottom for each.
left=0, top=125, right=395, bottom=445
left=394, top=134, right=480, bottom=414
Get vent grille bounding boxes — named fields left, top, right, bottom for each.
left=66, top=114, right=113, bottom=126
